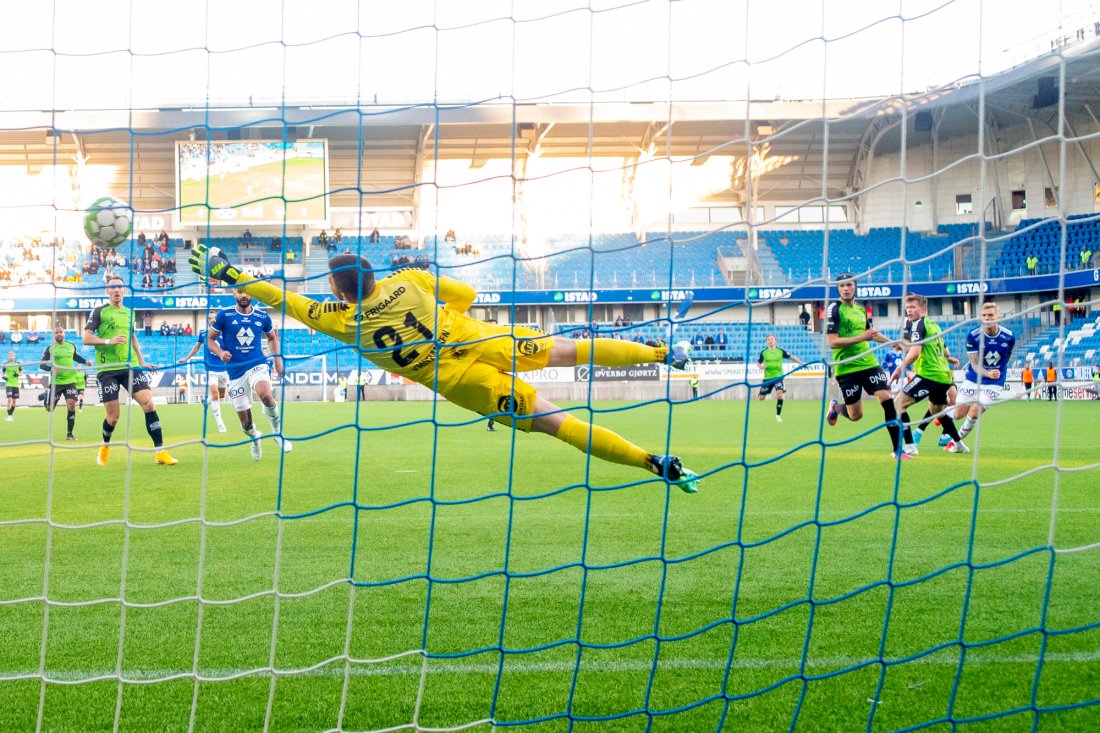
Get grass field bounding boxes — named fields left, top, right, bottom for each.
left=0, top=398, right=1097, bottom=732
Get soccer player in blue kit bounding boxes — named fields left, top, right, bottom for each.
left=952, top=301, right=1016, bottom=444
left=208, top=288, right=293, bottom=460
left=182, top=315, right=229, bottom=433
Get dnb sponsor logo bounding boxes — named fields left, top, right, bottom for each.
left=946, top=282, right=989, bottom=294
left=553, top=291, right=598, bottom=303
left=748, top=288, right=793, bottom=300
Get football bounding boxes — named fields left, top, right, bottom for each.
left=83, top=196, right=133, bottom=249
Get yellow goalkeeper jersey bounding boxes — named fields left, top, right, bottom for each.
left=241, top=268, right=487, bottom=393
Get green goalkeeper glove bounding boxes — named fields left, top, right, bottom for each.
left=188, top=243, right=243, bottom=284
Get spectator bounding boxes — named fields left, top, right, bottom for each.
left=799, top=307, right=811, bottom=329
left=445, top=228, right=456, bottom=243
left=27, top=330, right=40, bottom=344
left=0, top=330, right=5, bottom=344
left=1026, top=253, right=1038, bottom=274
left=158, top=230, right=169, bottom=247
left=716, top=331, right=727, bottom=351
left=137, top=230, right=146, bottom=246
left=160, top=321, right=170, bottom=336
left=165, top=273, right=174, bottom=287
left=142, top=272, right=153, bottom=289
left=10, top=330, right=22, bottom=344
left=243, top=228, right=253, bottom=243
left=704, top=334, right=715, bottom=351
left=156, top=273, right=167, bottom=288
left=271, top=235, right=282, bottom=251
left=319, top=230, right=330, bottom=249
left=286, top=249, right=296, bottom=263
left=169, top=323, right=179, bottom=336
left=183, top=323, right=193, bottom=336
left=143, top=312, right=153, bottom=336
left=1080, top=245, right=1093, bottom=268
left=1045, top=362, right=1058, bottom=401
left=333, top=227, right=343, bottom=244
left=692, top=332, right=705, bottom=352
left=369, top=228, right=380, bottom=243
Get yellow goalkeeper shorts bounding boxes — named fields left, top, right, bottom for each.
left=439, top=322, right=553, bottom=432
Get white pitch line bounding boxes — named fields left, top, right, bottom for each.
left=4, top=650, right=1098, bottom=684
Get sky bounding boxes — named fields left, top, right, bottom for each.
left=0, top=0, right=1097, bottom=111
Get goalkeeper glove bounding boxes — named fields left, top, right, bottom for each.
left=188, top=244, right=243, bottom=285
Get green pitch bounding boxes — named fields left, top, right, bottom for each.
left=0, top=399, right=1096, bottom=731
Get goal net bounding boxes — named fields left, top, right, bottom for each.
left=0, top=2, right=1097, bottom=731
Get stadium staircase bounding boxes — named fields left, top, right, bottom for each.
left=753, top=238, right=788, bottom=285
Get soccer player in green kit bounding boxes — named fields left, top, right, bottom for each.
left=40, top=326, right=90, bottom=440
left=756, top=334, right=803, bottom=422
left=825, top=273, right=913, bottom=458
left=82, top=275, right=178, bottom=466
left=889, top=293, right=966, bottom=453
left=4, top=351, right=21, bottom=421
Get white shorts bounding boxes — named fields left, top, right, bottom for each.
left=209, top=370, right=229, bottom=389
left=956, top=380, right=1003, bottom=408
left=228, top=363, right=271, bottom=411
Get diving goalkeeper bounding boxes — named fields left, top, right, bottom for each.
left=190, top=246, right=700, bottom=492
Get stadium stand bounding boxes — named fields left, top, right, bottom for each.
left=1013, top=313, right=1100, bottom=367
left=991, top=214, right=1099, bottom=277
left=758, top=227, right=958, bottom=284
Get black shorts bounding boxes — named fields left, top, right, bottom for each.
left=902, top=375, right=953, bottom=405
left=835, top=367, right=889, bottom=405
left=5, top=386, right=17, bottom=399
left=758, top=378, right=785, bottom=396
left=97, top=369, right=152, bottom=403
left=52, top=383, right=79, bottom=404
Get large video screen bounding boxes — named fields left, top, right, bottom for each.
left=176, top=140, right=328, bottom=225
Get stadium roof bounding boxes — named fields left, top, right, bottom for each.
left=1, top=37, right=1098, bottom=209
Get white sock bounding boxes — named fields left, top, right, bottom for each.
left=263, top=403, right=281, bottom=433
left=210, top=400, right=224, bottom=424
left=960, top=416, right=976, bottom=437
left=245, top=425, right=261, bottom=438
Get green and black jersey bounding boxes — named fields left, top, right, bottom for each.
left=905, top=316, right=953, bottom=383
left=758, top=347, right=792, bottom=380
left=3, top=360, right=20, bottom=387
left=826, top=301, right=879, bottom=375
left=85, top=304, right=137, bottom=372
left=40, top=341, right=89, bottom=385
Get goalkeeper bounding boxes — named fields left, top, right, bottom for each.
left=191, top=246, right=700, bottom=492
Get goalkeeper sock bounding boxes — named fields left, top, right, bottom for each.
left=262, top=403, right=281, bottom=433
left=575, top=339, right=662, bottom=367
left=960, top=416, right=976, bottom=437
left=66, top=410, right=75, bottom=435
left=554, top=414, right=650, bottom=470
left=102, top=419, right=116, bottom=444
left=8, top=406, right=13, bottom=416
left=776, top=399, right=784, bottom=416
left=144, top=410, right=164, bottom=448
